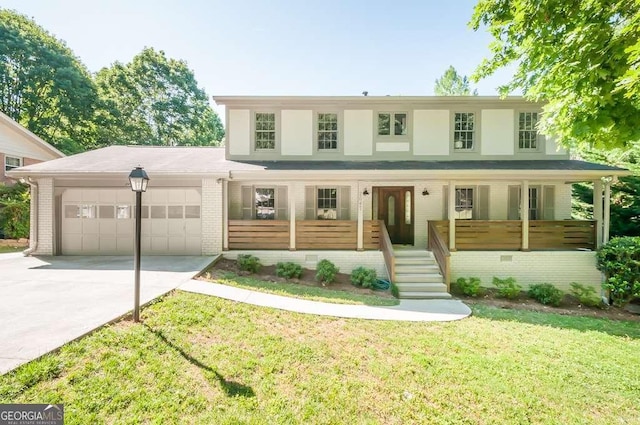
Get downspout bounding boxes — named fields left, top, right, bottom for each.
left=23, top=177, right=38, bottom=256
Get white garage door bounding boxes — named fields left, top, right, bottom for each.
left=61, top=188, right=202, bottom=255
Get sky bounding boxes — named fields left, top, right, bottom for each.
left=2, top=0, right=515, bottom=118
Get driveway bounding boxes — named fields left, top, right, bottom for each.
left=0, top=254, right=214, bottom=374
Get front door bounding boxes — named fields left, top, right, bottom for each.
left=376, top=187, right=414, bottom=245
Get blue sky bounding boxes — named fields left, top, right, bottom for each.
left=3, top=0, right=514, bottom=116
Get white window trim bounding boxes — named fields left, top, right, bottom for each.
left=375, top=111, right=410, bottom=139
left=451, top=111, right=478, bottom=152
left=454, top=187, right=474, bottom=220
left=254, top=186, right=277, bottom=220
left=315, top=111, right=341, bottom=152
left=5, top=156, right=22, bottom=172
left=252, top=111, right=279, bottom=152
left=316, top=187, right=339, bottom=220
left=516, top=111, right=542, bottom=152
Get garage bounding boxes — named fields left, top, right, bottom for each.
left=61, top=188, right=202, bottom=255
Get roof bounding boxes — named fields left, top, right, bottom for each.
left=8, top=146, right=628, bottom=181
left=0, top=110, right=65, bottom=159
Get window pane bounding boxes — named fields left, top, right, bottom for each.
left=65, top=205, right=79, bottom=218
left=5, top=156, right=21, bottom=171
left=255, top=188, right=275, bottom=219
left=388, top=196, right=395, bottom=225
left=394, top=113, right=407, bottom=135
left=168, top=205, right=183, bottom=219
left=405, top=191, right=411, bottom=225
left=454, top=112, right=474, bottom=150
left=255, top=113, right=276, bottom=149
left=151, top=205, right=166, bottom=219
left=316, top=187, right=337, bottom=220
left=185, top=205, right=200, bottom=218
left=318, top=113, right=338, bottom=150
left=455, top=188, right=473, bottom=219
left=141, top=205, right=149, bottom=219
left=116, top=205, right=131, bottom=219
left=378, top=113, right=390, bottom=135
left=519, top=112, right=538, bottom=149
left=80, top=205, right=96, bottom=219
left=99, top=205, right=114, bottom=219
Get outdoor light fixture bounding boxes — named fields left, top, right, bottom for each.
left=362, top=188, right=369, bottom=196
left=128, top=166, right=149, bottom=322
left=422, top=188, right=430, bottom=196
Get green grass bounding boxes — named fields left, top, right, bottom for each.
left=205, top=271, right=399, bottom=306
left=0, top=245, right=25, bottom=253
left=1, top=292, right=639, bottom=424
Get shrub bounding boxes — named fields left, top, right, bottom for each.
left=597, top=237, right=640, bottom=306
left=275, top=262, right=303, bottom=279
left=528, top=283, right=563, bottom=307
left=351, top=267, right=377, bottom=289
left=390, top=282, right=400, bottom=298
left=0, top=182, right=30, bottom=239
left=570, top=282, right=603, bottom=308
left=237, top=254, right=262, bottom=273
left=315, top=259, right=339, bottom=285
left=492, top=277, right=522, bottom=299
left=455, top=277, right=483, bottom=297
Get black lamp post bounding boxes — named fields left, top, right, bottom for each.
left=128, top=166, right=149, bottom=322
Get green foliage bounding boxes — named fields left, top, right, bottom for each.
left=528, top=283, right=563, bottom=307
left=275, top=262, right=303, bottom=279
left=315, top=259, right=339, bottom=285
left=434, top=66, right=477, bottom=96
left=237, top=255, right=262, bottom=274
left=569, top=282, right=602, bottom=308
left=350, top=267, right=377, bottom=289
left=390, top=282, right=399, bottom=298
left=455, top=277, right=483, bottom=297
left=470, top=0, right=640, bottom=149
left=94, top=47, right=224, bottom=147
left=0, top=9, right=98, bottom=154
left=0, top=183, right=29, bottom=239
left=492, top=277, right=522, bottom=299
left=597, top=237, right=640, bottom=306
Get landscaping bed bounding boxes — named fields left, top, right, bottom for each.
left=0, top=238, right=28, bottom=253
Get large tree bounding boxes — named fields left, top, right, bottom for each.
left=434, top=66, right=477, bottom=96
left=0, top=9, right=98, bottom=154
left=95, top=48, right=224, bottom=147
left=470, top=0, right=640, bottom=149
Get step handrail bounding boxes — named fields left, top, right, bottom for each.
left=428, top=221, right=451, bottom=291
left=379, top=220, right=395, bottom=283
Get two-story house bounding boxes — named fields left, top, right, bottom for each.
left=9, top=96, right=628, bottom=298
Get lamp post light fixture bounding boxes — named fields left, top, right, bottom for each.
left=128, top=166, right=149, bottom=322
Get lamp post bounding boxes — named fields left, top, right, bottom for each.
left=128, top=166, right=149, bottom=322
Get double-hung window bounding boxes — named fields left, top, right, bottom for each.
left=255, top=188, right=275, bottom=220
left=255, top=113, right=276, bottom=150
left=318, top=113, right=338, bottom=150
left=378, top=112, right=407, bottom=136
left=5, top=156, right=21, bottom=172
left=518, top=112, right=538, bottom=150
left=317, top=188, right=337, bottom=220
left=454, top=187, right=474, bottom=220
left=453, top=112, right=475, bottom=150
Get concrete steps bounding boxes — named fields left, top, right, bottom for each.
left=393, top=250, right=451, bottom=299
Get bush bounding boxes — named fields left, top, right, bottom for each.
left=237, top=254, right=262, bottom=273
left=528, top=283, right=563, bottom=307
left=275, top=262, right=303, bottom=279
left=390, top=282, right=400, bottom=298
left=455, top=277, right=483, bottom=297
left=315, top=259, right=339, bottom=285
left=350, top=267, right=377, bottom=289
left=570, top=282, right=603, bottom=308
left=0, top=182, right=30, bottom=239
left=492, top=277, right=522, bottom=299
left=597, top=237, right=640, bottom=306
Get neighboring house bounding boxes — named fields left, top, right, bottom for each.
left=9, top=96, right=628, bottom=298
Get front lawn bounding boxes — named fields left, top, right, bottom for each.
left=1, top=292, right=638, bottom=424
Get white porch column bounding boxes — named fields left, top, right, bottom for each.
left=357, top=189, right=364, bottom=251
left=222, top=179, right=229, bottom=251
left=593, top=180, right=603, bottom=248
left=603, top=178, right=612, bottom=244
left=289, top=184, right=296, bottom=251
left=521, top=180, right=529, bottom=251
left=448, top=181, right=456, bottom=251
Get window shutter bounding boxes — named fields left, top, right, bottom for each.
left=339, top=186, right=351, bottom=220
left=276, top=186, right=288, bottom=219
left=305, top=186, right=316, bottom=219
left=508, top=186, right=520, bottom=220
left=443, top=185, right=448, bottom=219
left=241, top=186, right=253, bottom=219
left=543, top=185, right=555, bottom=220
left=475, top=185, right=490, bottom=220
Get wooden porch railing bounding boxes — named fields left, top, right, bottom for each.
left=379, top=220, right=395, bottom=283
left=428, top=221, right=451, bottom=291
left=228, top=220, right=290, bottom=250
left=430, top=220, right=596, bottom=251
left=297, top=220, right=357, bottom=250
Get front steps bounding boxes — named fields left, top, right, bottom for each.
left=393, top=250, right=451, bottom=299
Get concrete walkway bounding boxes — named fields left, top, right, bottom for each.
left=179, top=280, right=472, bottom=322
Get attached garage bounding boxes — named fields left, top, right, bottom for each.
left=61, top=187, right=202, bottom=255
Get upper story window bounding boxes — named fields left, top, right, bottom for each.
left=378, top=112, right=407, bottom=136
left=255, top=113, right=276, bottom=150
left=317, top=188, right=337, bottom=220
left=5, top=156, right=21, bottom=172
left=518, top=112, right=538, bottom=150
left=318, top=113, right=338, bottom=150
left=454, top=112, right=474, bottom=150
left=255, top=188, right=275, bottom=219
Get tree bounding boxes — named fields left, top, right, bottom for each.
left=95, top=48, right=224, bottom=147
left=434, top=66, right=477, bottom=96
left=470, top=0, right=640, bottom=149
left=0, top=9, right=98, bottom=154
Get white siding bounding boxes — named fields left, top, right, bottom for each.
left=376, top=142, right=410, bottom=152
left=413, top=110, right=449, bottom=156
left=281, top=110, right=312, bottom=156
left=228, top=109, right=251, bottom=155
left=545, top=136, right=568, bottom=156
left=0, top=121, right=58, bottom=161
left=481, top=109, right=515, bottom=155
left=344, top=110, right=373, bottom=156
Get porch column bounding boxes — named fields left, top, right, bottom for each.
left=357, top=190, right=364, bottom=251
left=593, top=179, right=603, bottom=248
left=521, top=180, right=529, bottom=251
left=289, top=184, right=296, bottom=251
left=448, top=181, right=456, bottom=251
left=222, top=179, right=229, bottom=251
left=603, top=177, right=612, bottom=244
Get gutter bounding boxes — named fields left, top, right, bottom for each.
left=23, top=177, right=38, bottom=256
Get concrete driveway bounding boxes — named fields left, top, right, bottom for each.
left=0, top=254, right=214, bottom=374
